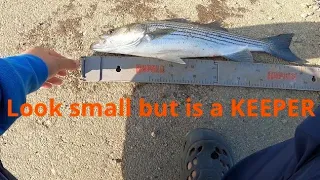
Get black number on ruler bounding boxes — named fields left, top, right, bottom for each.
left=116, top=66, right=121, bottom=72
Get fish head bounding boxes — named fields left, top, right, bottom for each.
left=90, top=23, right=147, bottom=53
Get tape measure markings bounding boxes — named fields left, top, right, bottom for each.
left=81, top=56, right=320, bottom=91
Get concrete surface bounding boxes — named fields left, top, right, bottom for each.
left=0, top=0, right=320, bottom=179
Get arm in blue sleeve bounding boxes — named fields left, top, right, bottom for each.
left=0, top=54, right=48, bottom=134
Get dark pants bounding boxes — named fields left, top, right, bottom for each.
left=223, top=105, right=320, bottom=180
left=0, top=161, right=16, bottom=180
left=2, top=107, right=320, bottom=180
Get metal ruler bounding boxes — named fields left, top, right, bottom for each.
left=81, top=56, right=320, bottom=91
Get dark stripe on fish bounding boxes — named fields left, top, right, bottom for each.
left=151, top=23, right=266, bottom=47
left=169, top=32, right=229, bottom=46
left=147, top=22, right=264, bottom=44
left=171, top=30, right=265, bottom=47
left=149, top=25, right=266, bottom=48
left=147, top=23, right=268, bottom=47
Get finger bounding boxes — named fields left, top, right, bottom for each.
left=46, top=77, right=63, bottom=85
left=58, top=58, right=80, bottom=70
left=41, top=82, right=53, bottom=88
left=48, top=49, right=64, bottom=57
left=57, top=70, right=67, bottom=76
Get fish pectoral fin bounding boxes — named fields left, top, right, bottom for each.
left=157, top=56, right=186, bottom=64
left=147, top=28, right=176, bottom=40
left=224, top=49, right=254, bottom=62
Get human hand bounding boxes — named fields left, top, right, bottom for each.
left=22, top=47, right=79, bottom=88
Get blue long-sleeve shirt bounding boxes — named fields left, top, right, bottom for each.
left=0, top=54, right=48, bottom=135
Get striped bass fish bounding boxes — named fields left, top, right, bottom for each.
left=91, top=19, right=303, bottom=64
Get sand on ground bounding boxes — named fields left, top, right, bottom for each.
left=0, top=0, right=320, bottom=179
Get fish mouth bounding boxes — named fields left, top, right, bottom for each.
left=90, top=42, right=104, bottom=51
left=90, top=35, right=111, bottom=51
left=90, top=39, right=114, bottom=52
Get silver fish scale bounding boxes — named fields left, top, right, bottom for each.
left=144, top=21, right=268, bottom=47
left=169, top=31, right=230, bottom=46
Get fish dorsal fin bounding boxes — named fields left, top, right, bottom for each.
left=163, top=18, right=191, bottom=23
left=202, top=21, right=228, bottom=32
left=162, top=18, right=228, bottom=32
left=146, top=28, right=176, bottom=40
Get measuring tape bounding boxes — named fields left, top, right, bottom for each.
left=81, top=56, right=320, bottom=91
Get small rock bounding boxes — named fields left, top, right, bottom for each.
left=301, top=3, right=311, bottom=8
left=36, top=119, right=42, bottom=125
left=42, top=120, right=52, bottom=128
left=172, top=92, right=178, bottom=98
left=151, top=130, right=160, bottom=138
left=308, top=12, right=315, bottom=16
left=113, top=158, right=122, bottom=163
left=268, top=17, right=274, bottom=20
left=109, top=159, right=117, bottom=165
left=313, top=6, right=320, bottom=10
left=300, top=13, right=309, bottom=18
left=273, top=4, right=282, bottom=9
left=151, top=131, right=156, bottom=138
left=105, top=139, right=110, bottom=145
left=60, top=136, right=68, bottom=143
left=51, top=168, right=56, bottom=175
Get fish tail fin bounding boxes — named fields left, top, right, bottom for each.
left=262, top=33, right=305, bottom=63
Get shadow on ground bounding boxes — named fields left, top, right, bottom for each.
left=91, top=22, right=320, bottom=180
left=228, top=22, right=320, bottom=63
